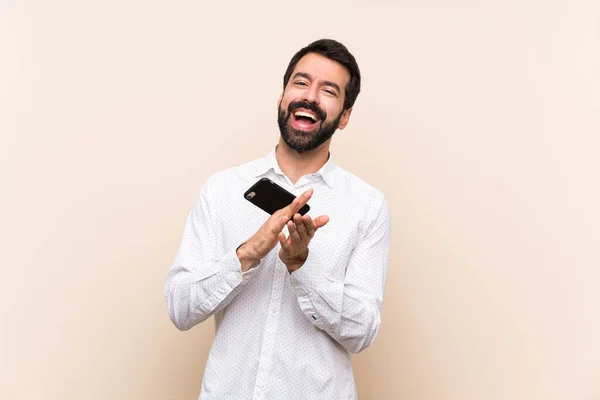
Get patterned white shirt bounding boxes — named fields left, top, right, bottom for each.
left=164, top=148, right=391, bottom=400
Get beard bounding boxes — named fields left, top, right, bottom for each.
left=277, top=100, right=343, bottom=153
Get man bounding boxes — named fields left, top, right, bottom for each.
left=164, top=39, right=391, bottom=400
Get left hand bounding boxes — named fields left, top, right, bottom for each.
left=278, top=212, right=330, bottom=272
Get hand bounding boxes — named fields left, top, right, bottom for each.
left=237, top=188, right=314, bottom=272
left=278, top=212, right=330, bottom=273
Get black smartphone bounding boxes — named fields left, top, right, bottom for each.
left=244, top=177, right=310, bottom=216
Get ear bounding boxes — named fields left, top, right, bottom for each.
left=277, top=93, right=283, bottom=110
left=337, top=108, right=353, bottom=130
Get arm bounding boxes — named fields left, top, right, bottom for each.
left=164, top=183, right=314, bottom=331
left=286, top=196, right=391, bottom=353
left=163, top=184, right=258, bottom=331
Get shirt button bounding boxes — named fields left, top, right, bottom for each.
left=272, top=308, right=277, bottom=314
left=278, top=266, right=284, bottom=273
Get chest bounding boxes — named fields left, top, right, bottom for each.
left=212, top=178, right=365, bottom=274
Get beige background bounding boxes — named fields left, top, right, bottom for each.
left=1, top=1, right=599, bottom=399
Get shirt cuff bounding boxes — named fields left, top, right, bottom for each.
left=231, top=248, right=261, bottom=286
left=288, top=250, right=327, bottom=329
left=195, top=248, right=262, bottom=315
left=191, top=247, right=261, bottom=289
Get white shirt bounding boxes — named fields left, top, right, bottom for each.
left=164, top=148, right=391, bottom=400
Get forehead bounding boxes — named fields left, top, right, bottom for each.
left=291, top=53, right=350, bottom=88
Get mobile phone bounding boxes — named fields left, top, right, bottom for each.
left=244, top=177, right=310, bottom=216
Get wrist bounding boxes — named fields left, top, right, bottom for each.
left=236, top=241, right=260, bottom=272
left=284, top=250, right=309, bottom=273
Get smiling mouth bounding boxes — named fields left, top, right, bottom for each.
left=291, top=109, right=321, bottom=130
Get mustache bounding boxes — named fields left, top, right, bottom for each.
left=288, top=101, right=327, bottom=121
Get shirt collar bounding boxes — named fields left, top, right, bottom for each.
left=255, top=146, right=337, bottom=188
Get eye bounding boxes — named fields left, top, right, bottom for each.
left=295, top=81, right=308, bottom=87
left=324, top=89, right=336, bottom=95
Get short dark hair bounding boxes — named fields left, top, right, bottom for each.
left=283, top=39, right=361, bottom=111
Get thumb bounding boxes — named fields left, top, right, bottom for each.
left=314, top=215, right=330, bottom=229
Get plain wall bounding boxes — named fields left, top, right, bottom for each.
left=1, top=1, right=599, bottom=399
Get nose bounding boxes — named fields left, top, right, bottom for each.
left=302, top=84, right=320, bottom=105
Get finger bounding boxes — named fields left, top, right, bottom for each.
left=288, top=220, right=303, bottom=248
left=302, top=214, right=316, bottom=238
left=278, top=232, right=292, bottom=253
left=314, top=215, right=330, bottom=230
left=274, top=208, right=292, bottom=230
left=286, top=188, right=313, bottom=216
left=294, top=214, right=310, bottom=245
left=271, top=214, right=289, bottom=235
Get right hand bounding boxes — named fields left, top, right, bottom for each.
left=237, top=188, right=314, bottom=272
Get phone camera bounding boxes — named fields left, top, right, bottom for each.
left=246, top=192, right=256, bottom=200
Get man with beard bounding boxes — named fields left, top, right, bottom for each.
left=164, top=39, right=391, bottom=400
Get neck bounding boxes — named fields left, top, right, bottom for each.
left=275, top=139, right=331, bottom=184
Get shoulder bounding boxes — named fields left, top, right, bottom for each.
left=328, top=165, right=390, bottom=240
left=200, top=157, right=263, bottom=198
left=334, top=165, right=388, bottom=210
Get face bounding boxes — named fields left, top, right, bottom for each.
left=278, top=53, right=352, bottom=153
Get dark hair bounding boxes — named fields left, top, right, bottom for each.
left=283, top=39, right=361, bottom=111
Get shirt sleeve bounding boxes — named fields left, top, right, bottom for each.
left=289, top=195, right=391, bottom=354
left=164, top=182, right=260, bottom=331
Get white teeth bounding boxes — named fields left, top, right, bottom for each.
left=294, top=111, right=317, bottom=121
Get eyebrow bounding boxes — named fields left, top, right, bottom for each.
left=292, top=72, right=341, bottom=94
